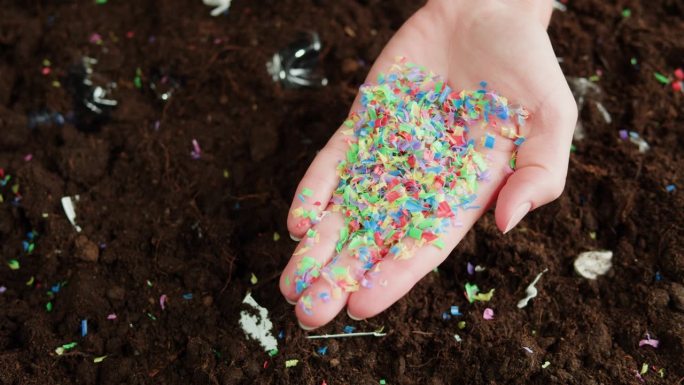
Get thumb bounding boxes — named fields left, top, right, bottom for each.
left=495, top=100, right=577, bottom=233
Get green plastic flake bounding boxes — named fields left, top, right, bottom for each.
left=134, top=68, right=143, bottom=89
left=407, top=227, right=423, bottom=240
left=300, top=256, right=316, bottom=270
left=654, top=72, right=670, bottom=85
left=432, top=239, right=445, bottom=249
left=268, top=349, right=278, bottom=357
left=7, top=259, right=20, bottom=270
left=331, top=266, right=347, bottom=278
left=46, top=302, right=53, bottom=312
left=301, top=187, right=313, bottom=197
left=55, top=342, right=77, bottom=356
left=464, top=283, right=479, bottom=303
left=621, top=8, right=631, bottom=17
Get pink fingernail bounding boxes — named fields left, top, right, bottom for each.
left=504, top=202, right=531, bottom=234
left=347, top=309, right=364, bottom=321
left=298, top=320, right=316, bottom=331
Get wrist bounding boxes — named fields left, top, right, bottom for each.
left=427, top=0, right=553, bottom=29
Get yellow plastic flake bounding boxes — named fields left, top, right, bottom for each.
left=273, top=232, right=281, bottom=241
left=250, top=273, right=258, bottom=285
left=93, top=355, right=107, bottom=363
left=285, top=359, right=299, bottom=368
left=541, top=361, right=551, bottom=369
left=472, top=289, right=495, bottom=302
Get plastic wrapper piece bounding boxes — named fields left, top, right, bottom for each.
left=267, top=32, right=328, bottom=88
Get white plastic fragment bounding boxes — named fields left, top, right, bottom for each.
left=517, top=268, right=548, bottom=308
left=567, top=77, right=611, bottom=141
left=203, top=0, right=232, bottom=17
left=574, top=251, right=613, bottom=279
left=239, top=292, right=278, bottom=352
left=595, top=102, right=612, bottom=123
left=60, top=195, right=82, bottom=232
left=553, top=1, right=567, bottom=11
left=629, top=132, right=650, bottom=153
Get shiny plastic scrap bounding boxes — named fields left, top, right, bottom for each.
left=267, top=32, right=328, bottom=88
left=294, top=60, right=528, bottom=296
left=149, top=67, right=182, bottom=103
left=27, top=110, right=65, bottom=130
left=566, top=76, right=610, bottom=141
left=66, top=57, right=118, bottom=131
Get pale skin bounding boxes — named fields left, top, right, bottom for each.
left=280, top=0, right=578, bottom=329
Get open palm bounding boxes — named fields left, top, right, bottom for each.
left=280, top=0, right=577, bottom=329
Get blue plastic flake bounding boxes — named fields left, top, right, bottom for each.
left=278, top=330, right=285, bottom=340
left=81, top=319, right=88, bottom=337
left=484, top=134, right=496, bottom=149
left=343, top=325, right=355, bottom=334
left=514, top=137, right=526, bottom=146
left=450, top=306, right=462, bottom=316
left=666, top=184, right=676, bottom=193
left=655, top=271, right=662, bottom=282
left=442, top=312, right=451, bottom=320
left=317, top=346, right=328, bottom=355
left=182, top=293, right=193, bottom=300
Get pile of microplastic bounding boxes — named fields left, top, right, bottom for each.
left=292, top=61, right=528, bottom=301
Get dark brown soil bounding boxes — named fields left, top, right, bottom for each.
left=1, top=0, right=683, bottom=384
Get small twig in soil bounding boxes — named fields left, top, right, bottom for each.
left=306, top=331, right=387, bottom=339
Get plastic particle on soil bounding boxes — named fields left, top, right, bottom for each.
left=574, top=250, right=612, bottom=279
left=239, top=292, right=278, bottom=352
left=517, top=268, right=548, bottom=308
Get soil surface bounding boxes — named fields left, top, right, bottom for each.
left=1, top=0, right=683, bottom=384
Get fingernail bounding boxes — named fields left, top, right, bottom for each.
left=504, top=202, right=531, bottom=234
left=289, top=233, right=301, bottom=242
left=285, top=297, right=297, bottom=305
left=347, top=309, right=364, bottom=321
left=298, top=320, right=316, bottom=331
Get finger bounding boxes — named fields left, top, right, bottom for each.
left=294, top=247, right=368, bottom=329
left=346, top=147, right=510, bottom=320
left=494, top=88, right=578, bottom=234
left=286, top=136, right=350, bottom=240
left=286, top=7, right=438, bottom=240
left=279, top=212, right=344, bottom=303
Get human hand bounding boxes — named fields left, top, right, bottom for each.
left=280, top=0, right=577, bottom=329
